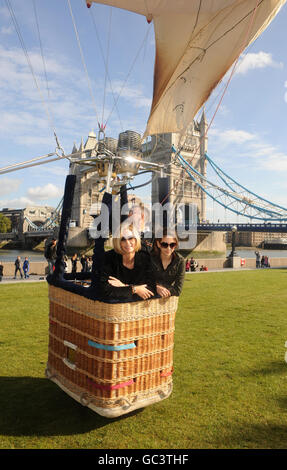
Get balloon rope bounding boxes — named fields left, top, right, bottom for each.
left=103, top=24, right=151, bottom=129
left=88, top=4, right=124, bottom=131
left=67, top=0, right=100, bottom=124
left=163, top=0, right=261, bottom=206
left=204, top=0, right=261, bottom=136
left=177, top=0, right=262, bottom=165
left=5, top=0, right=63, bottom=153
left=101, top=7, right=113, bottom=126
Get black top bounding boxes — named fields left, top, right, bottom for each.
left=150, top=252, right=185, bottom=297
left=46, top=242, right=57, bottom=260
left=100, top=249, right=156, bottom=301
left=140, top=232, right=154, bottom=254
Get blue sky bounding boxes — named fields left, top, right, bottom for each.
left=0, top=0, right=287, bottom=224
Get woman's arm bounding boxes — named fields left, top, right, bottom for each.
left=100, top=263, right=133, bottom=299
left=100, top=252, right=154, bottom=300
left=156, top=284, right=171, bottom=298
left=168, top=257, right=186, bottom=296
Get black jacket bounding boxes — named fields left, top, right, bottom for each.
left=100, top=249, right=156, bottom=301
left=150, top=252, right=185, bottom=296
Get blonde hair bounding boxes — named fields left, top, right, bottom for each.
left=112, top=223, right=141, bottom=255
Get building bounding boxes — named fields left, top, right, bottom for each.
left=69, top=116, right=207, bottom=229
left=0, top=206, right=56, bottom=235
left=67, top=117, right=213, bottom=248
left=145, top=111, right=208, bottom=222
left=226, top=230, right=287, bottom=247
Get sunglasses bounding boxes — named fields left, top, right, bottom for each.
left=160, top=242, right=177, bottom=249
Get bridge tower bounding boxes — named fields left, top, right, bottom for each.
left=147, top=111, right=208, bottom=222
left=69, top=131, right=102, bottom=230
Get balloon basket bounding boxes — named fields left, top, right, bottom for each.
left=46, top=285, right=178, bottom=418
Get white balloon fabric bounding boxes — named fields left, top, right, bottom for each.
left=87, top=1, right=287, bottom=137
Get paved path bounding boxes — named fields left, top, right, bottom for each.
left=0, top=275, right=47, bottom=284
left=1, top=265, right=282, bottom=285
left=1, top=267, right=273, bottom=284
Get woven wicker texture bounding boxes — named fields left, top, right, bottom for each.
left=46, top=286, right=178, bottom=416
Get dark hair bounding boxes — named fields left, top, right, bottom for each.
left=152, top=227, right=179, bottom=255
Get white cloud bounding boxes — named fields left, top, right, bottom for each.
left=257, top=151, right=287, bottom=172
left=109, top=80, right=152, bottom=109
left=0, top=177, right=21, bottom=196
left=0, top=196, right=34, bottom=209
left=209, top=128, right=256, bottom=145
left=27, top=183, right=63, bottom=201
left=0, top=45, right=101, bottom=148
left=209, top=126, right=287, bottom=173
left=0, top=7, right=10, bottom=20
left=235, top=51, right=283, bottom=75
left=0, top=26, right=13, bottom=35
left=35, top=165, right=68, bottom=177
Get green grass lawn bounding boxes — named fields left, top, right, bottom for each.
left=1, top=269, right=287, bottom=449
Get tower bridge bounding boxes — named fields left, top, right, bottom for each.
left=197, top=223, right=287, bottom=233
left=2, top=115, right=287, bottom=251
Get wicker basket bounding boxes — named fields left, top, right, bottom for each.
left=46, top=285, right=178, bottom=418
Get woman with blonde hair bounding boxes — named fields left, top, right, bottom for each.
left=151, top=228, right=185, bottom=298
left=100, top=223, right=155, bottom=301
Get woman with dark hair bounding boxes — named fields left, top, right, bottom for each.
left=100, top=223, right=155, bottom=301
left=151, top=230, right=185, bottom=298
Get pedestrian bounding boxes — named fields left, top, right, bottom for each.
left=45, top=238, right=57, bottom=275
left=261, top=255, right=265, bottom=268
left=71, top=253, right=78, bottom=277
left=264, top=255, right=270, bottom=268
left=80, top=255, right=88, bottom=272
left=190, top=257, right=198, bottom=271
left=14, top=256, right=23, bottom=279
left=0, top=261, right=3, bottom=282
left=185, top=259, right=190, bottom=272
left=64, top=255, right=68, bottom=273
left=255, top=251, right=261, bottom=269
left=23, top=257, right=30, bottom=279
left=87, top=257, right=93, bottom=272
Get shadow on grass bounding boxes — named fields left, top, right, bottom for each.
left=0, top=376, right=143, bottom=437
left=212, top=422, right=287, bottom=449
left=244, top=361, right=287, bottom=377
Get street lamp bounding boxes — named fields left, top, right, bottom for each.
left=229, top=225, right=237, bottom=257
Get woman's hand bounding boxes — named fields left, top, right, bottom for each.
left=156, top=284, right=171, bottom=298
left=133, top=284, right=154, bottom=300
left=108, top=276, right=127, bottom=287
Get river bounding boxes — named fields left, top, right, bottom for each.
left=0, top=247, right=287, bottom=262
left=0, top=249, right=45, bottom=262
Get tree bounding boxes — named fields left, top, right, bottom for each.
left=0, top=214, right=12, bottom=233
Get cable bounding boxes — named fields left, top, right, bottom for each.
left=32, top=0, right=51, bottom=103
left=5, top=0, right=63, bottom=152
left=101, top=6, right=112, bottom=126
left=103, top=23, right=151, bottom=128
left=154, top=0, right=263, bottom=160
left=88, top=3, right=123, bottom=131
left=67, top=0, right=100, bottom=124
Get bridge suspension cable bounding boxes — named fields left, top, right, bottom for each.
left=24, top=197, right=63, bottom=232
left=205, top=154, right=287, bottom=214
left=172, top=146, right=287, bottom=222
